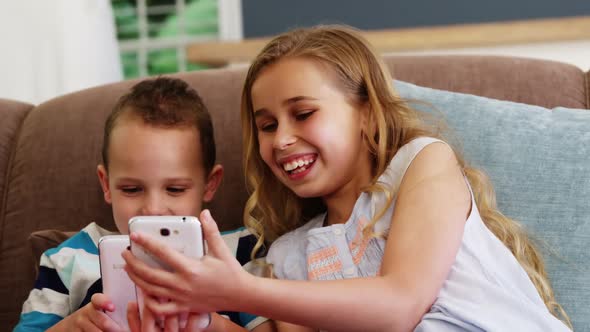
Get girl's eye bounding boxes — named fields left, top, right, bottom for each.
left=167, top=187, right=186, bottom=194
left=121, top=187, right=142, bottom=194
left=295, top=111, right=314, bottom=121
left=260, top=122, right=277, bottom=132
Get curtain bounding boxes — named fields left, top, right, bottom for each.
left=0, top=0, right=123, bottom=104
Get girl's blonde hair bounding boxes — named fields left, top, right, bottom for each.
left=240, top=25, right=570, bottom=327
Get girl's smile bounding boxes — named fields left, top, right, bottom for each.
left=277, top=153, right=318, bottom=179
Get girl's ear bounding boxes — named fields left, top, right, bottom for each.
left=360, top=102, right=372, bottom=140
left=203, top=164, right=224, bottom=203
left=97, top=164, right=112, bottom=204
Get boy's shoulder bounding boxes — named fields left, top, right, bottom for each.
left=45, top=222, right=117, bottom=256
left=220, top=227, right=264, bottom=266
left=17, top=224, right=113, bottom=329
left=45, top=222, right=116, bottom=258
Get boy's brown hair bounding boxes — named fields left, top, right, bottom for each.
left=102, top=77, right=216, bottom=174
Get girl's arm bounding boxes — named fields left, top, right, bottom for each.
left=123, top=143, right=469, bottom=332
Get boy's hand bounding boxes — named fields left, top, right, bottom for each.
left=48, top=293, right=124, bottom=332
left=127, top=300, right=212, bottom=332
left=122, top=209, right=248, bottom=316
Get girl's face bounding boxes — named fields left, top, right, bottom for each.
left=251, top=57, right=372, bottom=199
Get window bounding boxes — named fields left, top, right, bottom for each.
left=112, top=0, right=242, bottom=78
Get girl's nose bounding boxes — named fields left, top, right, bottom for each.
left=273, top=124, right=297, bottom=150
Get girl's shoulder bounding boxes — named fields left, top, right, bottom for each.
left=378, top=137, right=446, bottom=188
left=266, top=214, right=325, bottom=279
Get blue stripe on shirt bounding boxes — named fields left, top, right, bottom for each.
left=221, top=226, right=246, bottom=235
left=33, top=266, right=68, bottom=295
left=13, top=311, right=62, bottom=332
left=45, top=230, right=98, bottom=257
left=239, top=312, right=258, bottom=327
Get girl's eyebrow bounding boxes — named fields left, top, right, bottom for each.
left=254, top=96, right=319, bottom=116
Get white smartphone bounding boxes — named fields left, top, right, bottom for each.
left=128, top=216, right=204, bottom=322
left=98, top=235, right=135, bottom=331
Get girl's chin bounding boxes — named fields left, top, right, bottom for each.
left=289, top=185, right=325, bottom=199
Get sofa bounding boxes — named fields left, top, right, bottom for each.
left=1, top=55, right=588, bottom=331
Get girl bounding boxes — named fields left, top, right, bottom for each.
left=123, top=25, right=572, bottom=331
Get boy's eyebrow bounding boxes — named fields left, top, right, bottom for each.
left=114, top=177, right=194, bottom=183
left=114, top=177, right=142, bottom=183
left=254, top=96, right=318, bottom=117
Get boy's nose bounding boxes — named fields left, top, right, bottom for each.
left=140, top=195, right=167, bottom=216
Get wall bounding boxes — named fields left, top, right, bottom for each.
left=242, top=0, right=590, bottom=38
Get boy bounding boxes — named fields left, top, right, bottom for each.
left=14, top=77, right=272, bottom=332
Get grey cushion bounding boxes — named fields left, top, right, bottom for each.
left=395, top=80, right=590, bottom=331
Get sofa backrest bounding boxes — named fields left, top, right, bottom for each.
left=0, top=55, right=588, bottom=329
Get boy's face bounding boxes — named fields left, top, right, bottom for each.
left=97, top=116, right=222, bottom=234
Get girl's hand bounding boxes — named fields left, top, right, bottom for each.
left=122, top=209, right=249, bottom=316
left=127, top=301, right=158, bottom=332
left=48, top=293, right=124, bottom=332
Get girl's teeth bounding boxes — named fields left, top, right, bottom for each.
left=283, top=158, right=314, bottom=172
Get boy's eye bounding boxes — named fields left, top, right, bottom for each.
left=167, top=187, right=186, bottom=194
left=121, top=187, right=142, bottom=194
left=295, top=111, right=314, bottom=121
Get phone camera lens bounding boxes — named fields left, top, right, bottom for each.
left=160, top=228, right=170, bottom=236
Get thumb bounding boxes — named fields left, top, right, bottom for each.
left=91, top=293, right=114, bottom=312
left=200, top=209, right=233, bottom=261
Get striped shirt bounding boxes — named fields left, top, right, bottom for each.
left=14, top=223, right=267, bottom=331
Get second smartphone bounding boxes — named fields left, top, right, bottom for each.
left=128, top=216, right=205, bottom=321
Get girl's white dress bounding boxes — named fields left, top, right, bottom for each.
left=267, top=137, right=570, bottom=331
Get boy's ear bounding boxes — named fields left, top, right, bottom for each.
left=203, top=164, right=223, bottom=203
left=97, top=164, right=112, bottom=204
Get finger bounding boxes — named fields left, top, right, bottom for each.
left=128, top=231, right=191, bottom=273
left=122, top=249, right=182, bottom=293
left=125, top=269, right=183, bottom=301
left=186, top=312, right=211, bottom=332
left=127, top=301, right=141, bottom=332
left=147, top=296, right=166, bottom=327
left=141, top=300, right=160, bottom=332
left=164, top=313, right=179, bottom=332
left=77, top=316, right=102, bottom=332
left=122, top=246, right=176, bottom=283
left=200, top=209, right=233, bottom=261
left=86, top=307, right=121, bottom=332
left=178, top=311, right=188, bottom=330
left=90, top=293, right=115, bottom=312
left=145, top=295, right=189, bottom=317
